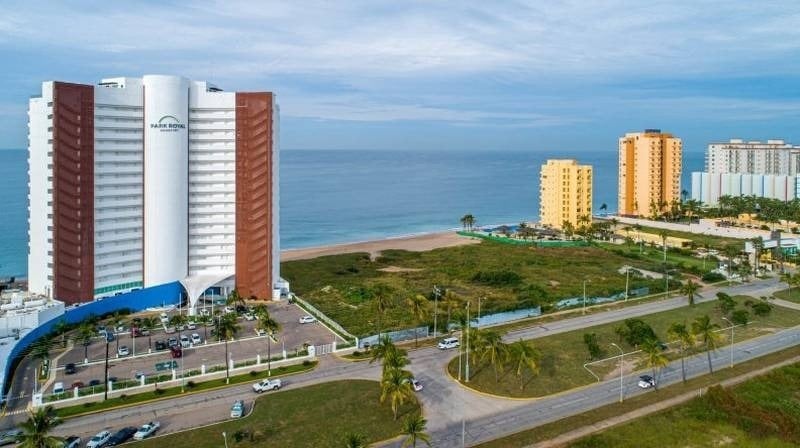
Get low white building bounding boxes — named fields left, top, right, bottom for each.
left=690, top=172, right=800, bottom=206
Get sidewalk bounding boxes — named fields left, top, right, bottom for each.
left=530, top=355, right=800, bottom=448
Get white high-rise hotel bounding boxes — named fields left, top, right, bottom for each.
left=28, top=75, right=282, bottom=308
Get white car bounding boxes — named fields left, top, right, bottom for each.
left=180, top=335, right=190, bottom=348
left=437, top=337, right=460, bottom=350
left=86, top=430, right=111, bottom=448
left=411, top=378, right=423, bottom=392
left=224, top=306, right=235, bottom=314
left=256, top=328, right=266, bottom=336
left=200, top=308, right=210, bottom=316
left=252, top=378, right=282, bottom=393
left=160, top=313, right=169, bottom=324
left=230, top=400, right=245, bottom=418
left=244, top=313, right=256, bottom=321
left=191, top=333, right=202, bottom=344
left=117, top=346, right=130, bottom=356
left=299, top=315, right=316, bottom=324
left=185, top=322, right=197, bottom=330
left=132, top=422, right=160, bottom=440
left=638, top=375, right=656, bottom=389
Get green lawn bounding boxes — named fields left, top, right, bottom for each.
left=569, top=363, right=800, bottom=447
left=596, top=242, right=713, bottom=275
left=773, top=288, right=800, bottom=303
left=622, top=224, right=743, bottom=248
left=281, top=240, right=673, bottom=336
left=449, top=295, right=800, bottom=398
left=131, top=380, right=418, bottom=448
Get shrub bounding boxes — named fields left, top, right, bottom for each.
left=185, top=381, right=196, bottom=389
left=583, top=333, right=604, bottom=360
left=614, top=319, right=657, bottom=347
left=119, top=394, right=128, bottom=400
left=153, top=388, right=164, bottom=396
left=702, top=272, right=726, bottom=283
left=249, top=371, right=258, bottom=377
left=302, top=360, right=312, bottom=366
left=352, top=350, right=362, bottom=357
left=717, top=292, right=736, bottom=314
left=471, top=270, right=523, bottom=287
left=750, top=301, right=772, bottom=317
left=731, top=309, right=750, bottom=326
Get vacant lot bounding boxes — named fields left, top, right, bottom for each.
left=132, top=380, right=417, bottom=448
left=774, top=288, right=800, bottom=303
left=569, top=362, right=800, bottom=447
left=281, top=240, right=672, bottom=336
left=449, top=295, right=800, bottom=398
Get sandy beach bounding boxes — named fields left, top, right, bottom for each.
left=280, top=231, right=480, bottom=262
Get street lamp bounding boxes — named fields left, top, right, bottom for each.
left=465, top=301, right=471, bottom=383
left=478, top=296, right=486, bottom=323
left=103, top=339, right=110, bottom=401
left=610, top=343, right=624, bottom=403
left=582, top=280, right=590, bottom=314
left=222, top=432, right=228, bottom=448
left=721, top=317, right=734, bottom=368
left=433, top=285, right=441, bottom=338
left=624, top=267, right=630, bottom=302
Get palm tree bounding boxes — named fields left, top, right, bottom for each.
left=680, top=280, right=701, bottom=306
left=380, top=368, right=415, bottom=420
left=196, top=314, right=211, bottom=344
left=640, top=339, right=668, bottom=390
left=75, top=322, right=94, bottom=363
left=226, top=288, right=244, bottom=310
left=216, top=313, right=241, bottom=341
left=401, top=412, right=431, bottom=447
left=480, top=330, right=508, bottom=383
left=406, top=295, right=430, bottom=347
left=562, top=221, right=575, bottom=240
left=52, top=320, right=69, bottom=349
left=342, top=432, right=366, bottom=448
left=507, top=339, right=540, bottom=390
left=692, top=315, right=722, bottom=373
left=442, top=289, right=460, bottom=331
left=600, top=203, right=608, bottom=215
left=17, top=405, right=63, bottom=448
left=255, top=310, right=281, bottom=376
left=459, top=214, right=475, bottom=232
left=667, top=322, right=695, bottom=383
left=372, top=284, right=394, bottom=336
left=140, top=316, right=158, bottom=351
left=658, top=229, right=668, bottom=262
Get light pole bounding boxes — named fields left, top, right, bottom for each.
left=582, top=280, right=589, bottom=314
left=610, top=343, right=624, bottom=403
left=433, top=285, right=441, bottom=338
left=624, top=267, right=630, bottom=302
left=222, top=432, right=228, bottom=448
left=103, top=339, right=110, bottom=401
left=465, top=301, right=470, bottom=382
left=722, top=316, right=734, bottom=368
left=478, top=296, right=485, bottom=323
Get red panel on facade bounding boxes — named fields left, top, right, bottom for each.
left=52, top=82, right=94, bottom=304
left=235, top=92, right=274, bottom=300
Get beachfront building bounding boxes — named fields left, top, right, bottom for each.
left=618, top=129, right=682, bottom=217
left=539, top=159, right=592, bottom=230
left=27, top=75, right=284, bottom=309
left=706, top=139, right=800, bottom=175
left=690, top=172, right=800, bottom=206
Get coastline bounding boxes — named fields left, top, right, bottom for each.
left=280, top=229, right=481, bottom=261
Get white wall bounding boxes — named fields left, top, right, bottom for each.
left=27, top=83, right=54, bottom=298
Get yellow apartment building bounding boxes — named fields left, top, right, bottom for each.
left=618, top=129, right=682, bottom=217
left=540, top=159, right=593, bottom=230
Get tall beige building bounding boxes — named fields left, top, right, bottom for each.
left=539, top=159, right=593, bottom=230
left=618, top=129, right=682, bottom=217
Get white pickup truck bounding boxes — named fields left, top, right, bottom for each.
left=252, top=378, right=282, bottom=393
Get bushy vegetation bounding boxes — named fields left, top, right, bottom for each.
left=282, top=241, right=671, bottom=336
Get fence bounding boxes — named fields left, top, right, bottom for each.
left=457, top=231, right=589, bottom=247
left=473, top=306, right=542, bottom=327
left=291, top=294, right=356, bottom=342
left=555, top=287, right=650, bottom=309
left=358, top=326, right=430, bottom=349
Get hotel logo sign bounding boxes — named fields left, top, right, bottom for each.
left=150, top=115, right=186, bottom=132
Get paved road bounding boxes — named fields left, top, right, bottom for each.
left=2, top=277, right=792, bottom=446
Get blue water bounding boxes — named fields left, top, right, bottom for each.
left=0, top=149, right=705, bottom=278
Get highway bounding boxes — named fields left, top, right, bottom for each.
left=6, top=277, right=795, bottom=447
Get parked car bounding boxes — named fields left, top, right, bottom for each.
left=160, top=313, right=169, bottom=324
left=105, top=332, right=115, bottom=342
left=117, top=345, right=130, bottom=356
left=638, top=375, right=656, bottom=389
left=70, top=381, right=84, bottom=389
left=62, top=435, right=81, bottom=448
left=411, top=378, right=423, bottom=392
left=185, top=322, right=197, bottom=330
left=438, top=337, right=460, bottom=350
left=168, top=337, right=178, bottom=348
left=134, top=371, right=146, bottom=380
left=106, top=427, right=137, bottom=446
left=64, top=363, right=76, bottom=375
left=86, top=430, right=111, bottom=448
left=0, top=429, right=22, bottom=446
left=132, top=422, right=160, bottom=441
left=96, top=326, right=107, bottom=336
left=230, top=400, right=245, bottom=418
left=170, top=346, right=183, bottom=358
left=155, top=340, right=167, bottom=351
left=298, top=315, right=316, bottom=324
left=180, top=335, right=190, bottom=348
left=243, top=313, right=255, bottom=321
left=89, top=379, right=101, bottom=387
left=200, top=308, right=211, bottom=316
left=52, top=382, right=64, bottom=395
left=191, top=333, right=202, bottom=344
left=256, top=328, right=266, bottom=336
left=252, top=378, right=282, bottom=393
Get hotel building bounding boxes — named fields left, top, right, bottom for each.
left=27, top=75, right=282, bottom=308
left=690, top=172, right=800, bottom=206
left=618, top=129, right=682, bottom=217
left=706, top=139, right=800, bottom=176
left=539, top=159, right=592, bottom=229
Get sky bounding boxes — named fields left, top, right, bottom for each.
left=1, top=0, right=799, bottom=152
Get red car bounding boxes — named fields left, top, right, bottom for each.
left=170, top=346, right=182, bottom=358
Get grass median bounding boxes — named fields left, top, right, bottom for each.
left=56, top=361, right=317, bottom=418
left=130, top=380, right=418, bottom=448
left=476, top=344, right=800, bottom=448
left=448, top=295, right=800, bottom=398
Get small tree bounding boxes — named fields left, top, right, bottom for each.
left=731, top=309, right=749, bottom=326
left=680, top=280, right=701, bottom=306
left=750, top=301, right=772, bottom=317
left=17, top=405, right=63, bottom=448
left=583, top=333, right=604, bottom=360
left=401, top=412, right=431, bottom=447
left=641, top=339, right=668, bottom=390
left=716, top=292, right=736, bottom=314
left=692, top=315, right=722, bottom=373
left=507, top=339, right=541, bottom=390
left=614, top=319, right=657, bottom=348
left=380, top=368, right=414, bottom=420
left=343, top=432, right=366, bottom=448
left=667, top=322, right=695, bottom=383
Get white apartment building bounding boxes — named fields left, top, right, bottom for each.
left=28, top=75, right=281, bottom=307
left=690, top=172, right=800, bottom=206
left=706, top=139, right=800, bottom=175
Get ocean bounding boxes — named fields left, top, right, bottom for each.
left=0, top=149, right=705, bottom=278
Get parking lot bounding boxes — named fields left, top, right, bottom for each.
left=48, top=301, right=341, bottom=394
